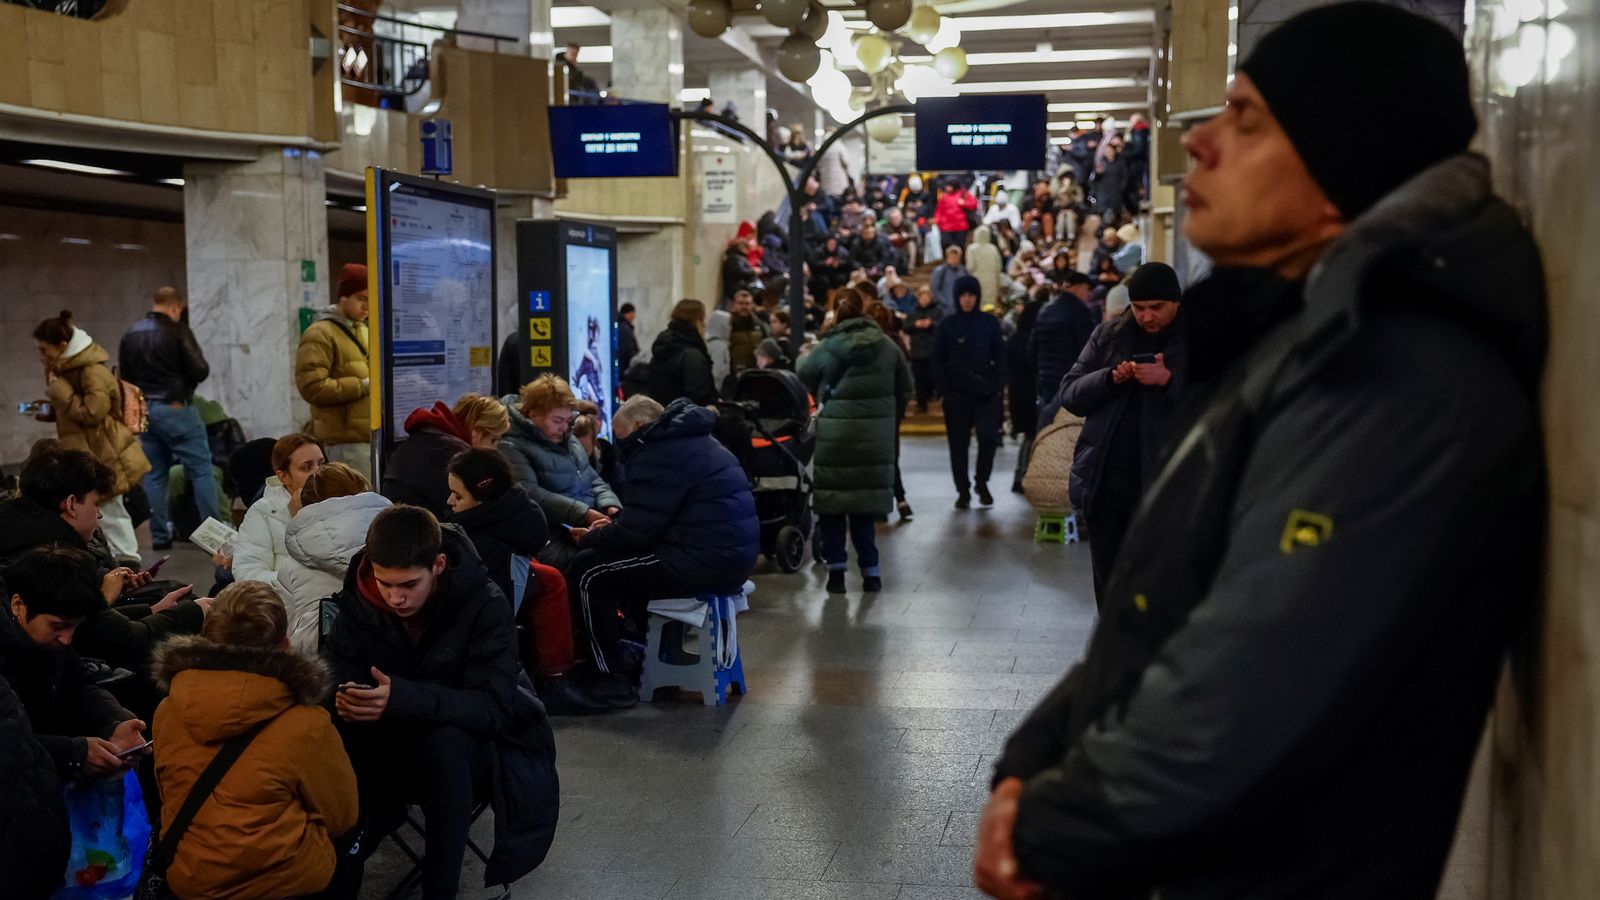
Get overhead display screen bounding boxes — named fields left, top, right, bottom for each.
left=549, top=103, right=679, bottom=178
left=914, top=94, right=1048, bottom=171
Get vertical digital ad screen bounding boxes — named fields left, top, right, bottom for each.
left=548, top=103, right=680, bottom=178
left=914, top=94, right=1048, bottom=171
left=565, top=241, right=614, bottom=439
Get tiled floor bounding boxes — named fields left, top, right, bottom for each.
left=372, top=433, right=1094, bottom=899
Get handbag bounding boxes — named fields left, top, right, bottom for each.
left=134, top=721, right=268, bottom=900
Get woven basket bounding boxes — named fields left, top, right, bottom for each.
left=1022, top=408, right=1083, bottom=512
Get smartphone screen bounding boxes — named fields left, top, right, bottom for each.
left=143, top=555, right=172, bottom=577
left=1131, top=353, right=1158, bottom=365
left=117, top=739, right=154, bottom=758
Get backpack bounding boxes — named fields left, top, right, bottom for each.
left=112, top=368, right=148, bottom=434
left=1022, top=407, right=1084, bottom=512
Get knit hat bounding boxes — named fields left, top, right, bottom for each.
left=1125, top=263, right=1182, bottom=303
left=756, top=337, right=786, bottom=362
left=1105, top=283, right=1132, bottom=317
left=337, top=263, right=368, bottom=299
left=953, top=274, right=982, bottom=303
left=1238, top=2, right=1475, bottom=219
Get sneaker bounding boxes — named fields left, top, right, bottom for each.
left=897, top=500, right=914, bottom=521
left=826, top=569, right=847, bottom=594
left=862, top=574, right=882, bottom=592
left=955, top=492, right=971, bottom=509
left=538, top=675, right=612, bottom=715
left=975, top=483, right=994, bottom=507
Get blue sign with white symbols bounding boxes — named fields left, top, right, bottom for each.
left=530, top=290, right=550, bottom=312
left=421, top=118, right=453, bottom=175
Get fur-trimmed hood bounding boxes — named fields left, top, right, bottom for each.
left=154, top=635, right=331, bottom=742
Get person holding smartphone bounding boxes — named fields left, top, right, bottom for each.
left=1058, top=263, right=1186, bottom=608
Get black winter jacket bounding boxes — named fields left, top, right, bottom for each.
left=450, top=485, right=551, bottom=604
left=1030, top=294, right=1098, bottom=407
left=0, top=496, right=206, bottom=679
left=648, top=321, right=718, bottom=407
left=324, top=525, right=557, bottom=884
left=381, top=405, right=472, bottom=519
left=118, top=311, right=210, bottom=404
left=0, top=609, right=134, bottom=780
left=1060, top=311, right=1187, bottom=516
left=1006, top=300, right=1044, bottom=433
left=616, top=319, right=639, bottom=373
left=580, top=399, right=758, bottom=592
left=0, top=672, right=69, bottom=898
left=930, top=307, right=1006, bottom=398
left=995, top=155, right=1546, bottom=900
left=905, top=303, right=945, bottom=361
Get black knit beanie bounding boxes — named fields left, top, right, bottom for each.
left=1126, top=263, right=1182, bottom=303
left=953, top=274, right=982, bottom=303
left=1238, top=2, right=1476, bottom=219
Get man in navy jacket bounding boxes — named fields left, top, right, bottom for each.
left=567, top=397, right=758, bottom=703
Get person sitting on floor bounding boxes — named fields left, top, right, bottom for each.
left=0, top=546, right=145, bottom=785
left=498, top=375, right=621, bottom=568
left=566, top=396, right=759, bottom=705
left=0, top=446, right=206, bottom=715
left=276, top=463, right=391, bottom=652
left=229, top=434, right=326, bottom=590
left=381, top=393, right=510, bottom=519
left=446, top=449, right=609, bottom=715
left=152, top=580, right=359, bottom=900
left=324, top=505, right=554, bottom=900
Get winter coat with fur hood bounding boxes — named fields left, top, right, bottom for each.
left=276, top=492, right=392, bottom=651
left=153, top=636, right=357, bottom=900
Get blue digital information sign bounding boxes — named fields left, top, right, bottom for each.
left=549, top=103, right=679, bottom=178
left=914, top=95, right=1048, bottom=171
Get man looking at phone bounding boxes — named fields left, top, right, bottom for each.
left=0, top=547, right=146, bottom=782
left=1058, top=262, right=1186, bottom=607
left=323, top=505, right=522, bottom=900
left=0, top=446, right=210, bottom=715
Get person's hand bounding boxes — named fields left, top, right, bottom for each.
left=602, top=506, right=621, bottom=518
left=569, top=526, right=589, bottom=542
left=974, top=777, right=1047, bottom=900
left=82, top=737, right=129, bottom=777
left=152, top=585, right=192, bottom=614
left=583, top=508, right=610, bottom=526
left=101, top=568, right=132, bottom=603
left=1111, top=361, right=1136, bottom=385
left=212, top=550, right=233, bottom=570
left=1132, top=353, right=1171, bottom=387
left=109, top=718, right=147, bottom=754
left=335, top=668, right=392, bottom=722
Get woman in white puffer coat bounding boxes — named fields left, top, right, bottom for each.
left=230, top=434, right=326, bottom=587
left=274, top=463, right=391, bottom=651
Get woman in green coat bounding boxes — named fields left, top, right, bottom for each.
left=798, top=289, right=912, bottom=594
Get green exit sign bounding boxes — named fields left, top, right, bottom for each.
left=300, top=260, right=316, bottom=283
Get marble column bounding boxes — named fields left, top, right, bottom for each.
left=608, top=7, right=686, bottom=343
left=493, top=195, right=554, bottom=346
left=609, top=9, right=683, bottom=103
left=708, top=66, right=767, bottom=131
left=455, top=0, right=529, bottom=52
left=183, top=149, right=329, bottom=441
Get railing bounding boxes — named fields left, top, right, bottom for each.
left=1, top=0, right=108, bottom=17
left=336, top=3, right=519, bottom=108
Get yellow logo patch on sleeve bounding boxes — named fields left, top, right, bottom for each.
left=1280, top=509, right=1334, bottom=555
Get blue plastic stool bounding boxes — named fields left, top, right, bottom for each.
left=639, top=595, right=747, bottom=706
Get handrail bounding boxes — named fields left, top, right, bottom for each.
left=334, top=3, right=520, bottom=49
left=336, top=3, right=522, bottom=102
left=1, top=0, right=109, bottom=16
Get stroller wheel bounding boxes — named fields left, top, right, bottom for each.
left=775, top=525, right=807, bottom=573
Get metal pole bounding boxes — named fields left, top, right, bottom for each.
left=675, top=105, right=914, bottom=361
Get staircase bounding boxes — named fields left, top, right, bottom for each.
left=896, top=262, right=947, bottom=436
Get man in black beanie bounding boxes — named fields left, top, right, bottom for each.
left=1056, top=263, right=1186, bottom=609
left=978, top=4, right=1546, bottom=899
left=932, top=273, right=1006, bottom=508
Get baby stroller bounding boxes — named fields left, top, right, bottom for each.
left=717, top=368, right=816, bottom=572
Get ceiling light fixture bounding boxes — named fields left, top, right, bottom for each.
left=899, top=48, right=1152, bottom=67
left=941, top=10, right=1154, bottom=32
left=954, top=77, right=1142, bottom=93
left=550, top=6, right=612, bottom=29
left=19, top=159, right=134, bottom=177
left=158, top=178, right=185, bottom=187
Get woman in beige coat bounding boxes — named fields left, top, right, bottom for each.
left=33, top=310, right=151, bottom=560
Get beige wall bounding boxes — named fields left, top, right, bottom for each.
left=1469, top=0, right=1600, bottom=895
left=0, top=207, right=186, bottom=464
left=0, top=0, right=333, bottom=141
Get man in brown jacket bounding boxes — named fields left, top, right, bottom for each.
left=296, top=263, right=372, bottom=479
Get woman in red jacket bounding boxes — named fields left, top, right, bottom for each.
left=934, top=179, right=978, bottom=253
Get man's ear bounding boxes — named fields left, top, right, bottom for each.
left=433, top=554, right=448, bottom=577
left=10, top=594, right=27, bottom=620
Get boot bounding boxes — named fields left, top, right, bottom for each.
left=955, top=491, right=971, bottom=509
left=826, top=569, right=847, bottom=594
left=897, top=499, right=914, bottom=521
left=538, top=675, right=611, bottom=716
left=862, top=574, right=883, bottom=592
left=975, top=483, right=994, bottom=507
